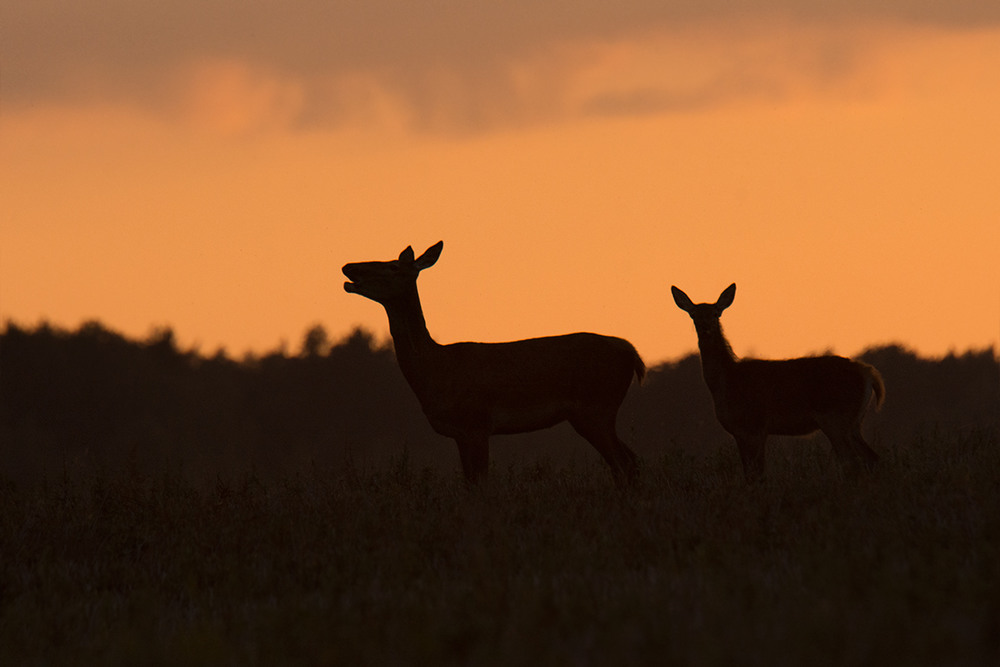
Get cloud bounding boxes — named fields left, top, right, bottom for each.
left=5, top=1, right=999, bottom=133
left=581, top=23, right=871, bottom=118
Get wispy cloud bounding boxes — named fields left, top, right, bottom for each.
left=5, top=1, right=998, bottom=133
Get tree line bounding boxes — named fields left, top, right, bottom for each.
left=1, top=320, right=996, bottom=485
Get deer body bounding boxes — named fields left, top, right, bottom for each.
left=672, top=283, right=883, bottom=482
left=405, top=334, right=642, bottom=436
left=343, top=241, right=642, bottom=484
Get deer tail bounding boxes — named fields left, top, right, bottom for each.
left=633, top=348, right=646, bottom=386
left=865, top=363, right=886, bottom=411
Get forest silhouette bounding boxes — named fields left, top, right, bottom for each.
left=1, top=320, right=997, bottom=486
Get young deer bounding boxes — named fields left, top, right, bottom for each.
left=343, top=241, right=643, bottom=485
left=672, top=283, right=884, bottom=482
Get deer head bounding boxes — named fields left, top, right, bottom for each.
left=672, top=283, right=736, bottom=346
left=342, top=241, right=443, bottom=305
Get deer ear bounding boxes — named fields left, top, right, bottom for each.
left=715, top=283, right=736, bottom=313
left=398, top=246, right=415, bottom=263
left=671, top=286, right=695, bottom=312
left=414, top=241, right=443, bottom=271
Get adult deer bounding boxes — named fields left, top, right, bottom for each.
left=672, top=283, right=884, bottom=482
left=343, top=241, right=644, bottom=485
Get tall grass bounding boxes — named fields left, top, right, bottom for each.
left=2, top=429, right=998, bottom=666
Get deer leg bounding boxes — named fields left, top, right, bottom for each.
left=820, top=416, right=876, bottom=474
left=569, top=412, right=639, bottom=486
left=824, top=430, right=855, bottom=468
left=455, top=435, right=489, bottom=485
left=850, top=425, right=879, bottom=470
left=607, top=439, right=640, bottom=487
left=734, top=434, right=766, bottom=483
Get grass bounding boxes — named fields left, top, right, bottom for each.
left=2, top=429, right=998, bottom=666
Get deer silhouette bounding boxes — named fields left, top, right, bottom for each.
left=673, top=283, right=883, bottom=482
left=343, top=241, right=643, bottom=485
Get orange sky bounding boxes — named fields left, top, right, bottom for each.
left=3, top=4, right=999, bottom=364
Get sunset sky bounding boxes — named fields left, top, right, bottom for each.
left=3, top=1, right=999, bottom=364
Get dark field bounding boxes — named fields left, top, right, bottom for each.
left=3, top=429, right=998, bottom=666
left=3, top=323, right=998, bottom=664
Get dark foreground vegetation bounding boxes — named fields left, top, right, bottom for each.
left=1, top=321, right=998, bottom=664
left=2, top=437, right=999, bottom=665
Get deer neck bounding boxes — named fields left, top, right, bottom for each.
left=696, top=322, right=738, bottom=393
left=381, top=285, right=440, bottom=385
